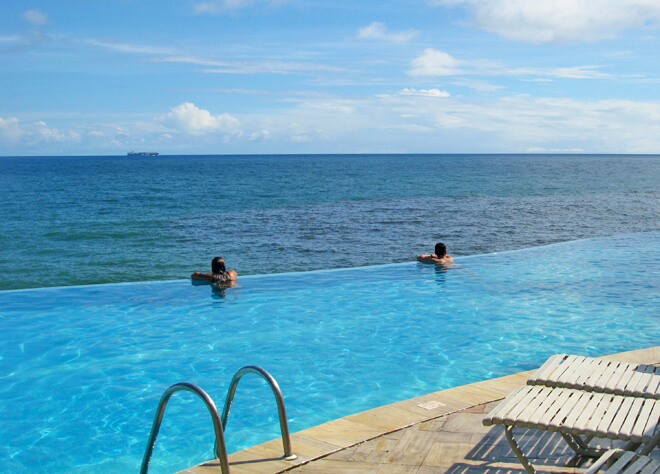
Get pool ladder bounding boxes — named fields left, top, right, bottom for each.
left=140, top=366, right=297, bottom=473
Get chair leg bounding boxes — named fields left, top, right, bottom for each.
left=562, top=432, right=586, bottom=454
left=638, top=425, right=660, bottom=456
left=504, top=426, right=536, bottom=474
left=561, top=432, right=608, bottom=458
left=623, top=440, right=641, bottom=452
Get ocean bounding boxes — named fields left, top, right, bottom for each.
left=1, top=154, right=659, bottom=291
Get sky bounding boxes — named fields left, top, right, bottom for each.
left=2, top=0, right=660, bottom=156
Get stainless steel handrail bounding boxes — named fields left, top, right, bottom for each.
left=140, top=382, right=230, bottom=474
left=221, top=366, right=297, bottom=460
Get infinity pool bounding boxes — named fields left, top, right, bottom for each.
left=1, top=232, right=658, bottom=473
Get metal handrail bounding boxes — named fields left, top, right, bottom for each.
left=221, top=366, right=297, bottom=460
left=140, top=382, right=230, bottom=474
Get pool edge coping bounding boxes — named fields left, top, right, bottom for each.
left=180, top=345, right=660, bottom=473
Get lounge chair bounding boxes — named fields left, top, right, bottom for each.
left=528, top=354, right=660, bottom=399
left=585, top=448, right=660, bottom=473
left=483, top=385, right=660, bottom=474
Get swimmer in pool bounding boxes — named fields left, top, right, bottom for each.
left=191, top=257, right=237, bottom=285
left=417, top=242, right=454, bottom=265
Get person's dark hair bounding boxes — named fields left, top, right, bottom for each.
left=211, top=257, right=226, bottom=274
left=434, top=242, right=447, bottom=257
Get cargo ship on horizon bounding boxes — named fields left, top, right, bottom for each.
left=127, top=151, right=159, bottom=156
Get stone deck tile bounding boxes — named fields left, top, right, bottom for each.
left=344, top=404, right=431, bottom=432
left=180, top=346, right=659, bottom=474
left=295, top=417, right=385, bottom=448
left=602, top=346, right=658, bottom=363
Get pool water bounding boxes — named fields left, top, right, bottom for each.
left=1, top=232, right=658, bottom=473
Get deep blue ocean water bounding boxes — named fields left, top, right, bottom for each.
left=1, top=154, right=658, bottom=291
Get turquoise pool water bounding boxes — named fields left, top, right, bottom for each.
left=1, top=232, right=658, bottom=473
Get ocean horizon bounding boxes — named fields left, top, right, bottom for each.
left=1, top=153, right=659, bottom=291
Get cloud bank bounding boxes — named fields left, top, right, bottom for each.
left=4, top=93, right=660, bottom=154
left=400, top=88, right=450, bottom=97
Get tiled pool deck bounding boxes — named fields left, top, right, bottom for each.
left=181, top=346, right=660, bottom=473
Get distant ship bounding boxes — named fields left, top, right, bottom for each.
left=127, top=151, right=159, bottom=156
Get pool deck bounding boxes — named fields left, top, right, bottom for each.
left=181, top=346, right=660, bottom=473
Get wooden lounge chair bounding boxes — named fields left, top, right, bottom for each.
left=528, top=354, right=660, bottom=399
left=585, top=448, right=660, bottom=473
left=483, top=385, right=660, bottom=474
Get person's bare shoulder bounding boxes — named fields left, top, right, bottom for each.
left=417, top=255, right=454, bottom=265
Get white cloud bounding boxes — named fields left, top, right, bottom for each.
left=357, top=22, right=419, bottom=44
left=80, top=38, right=343, bottom=77
left=22, top=9, right=48, bottom=27
left=113, top=50, right=342, bottom=75
left=302, top=102, right=354, bottom=114
left=193, top=0, right=287, bottom=14
left=409, top=49, right=465, bottom=76
left=526, top=146, right=587, bottom=153
left=194, top=0, right=253, bottom=13
left=400, top=88, right=450, bottom=97
left=409, top=48, right=612, bottom=80
left=183, top=57, right=342, bottom=75
left=250, top=130, right=271, bottom=141
left=82, top=39, right=175, bottom=55
left=452, top=79, right=505, bottom=92
left=430, top=0, right=660, bottom=43
left=0, top=117, right=23, bottom=141
left=290, top=134, right=311, bottom=143
left=34, top=121, right=81, bottom=141
left=0, top=117, right=81, bottom=146
left=163, top=102, right=241, bottom=135
left=0, top=35, right=22, bottom=43
left=508, top=65, right=610, bottom=79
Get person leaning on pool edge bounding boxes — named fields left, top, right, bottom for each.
left=417, top=242, right=454, bottom=265
left=191, top=257, right=237, bottom=284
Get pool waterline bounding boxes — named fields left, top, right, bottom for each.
left=0, top=232, right=658, bottom=474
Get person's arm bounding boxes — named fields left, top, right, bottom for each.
left=417, top=254, right=435, bottom=263
left=191, top=272, right=214, bottom=282
left=227, top=269, right=238, bottom=281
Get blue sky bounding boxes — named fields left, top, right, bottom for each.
left=2, top=0, right=660, bottom=155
